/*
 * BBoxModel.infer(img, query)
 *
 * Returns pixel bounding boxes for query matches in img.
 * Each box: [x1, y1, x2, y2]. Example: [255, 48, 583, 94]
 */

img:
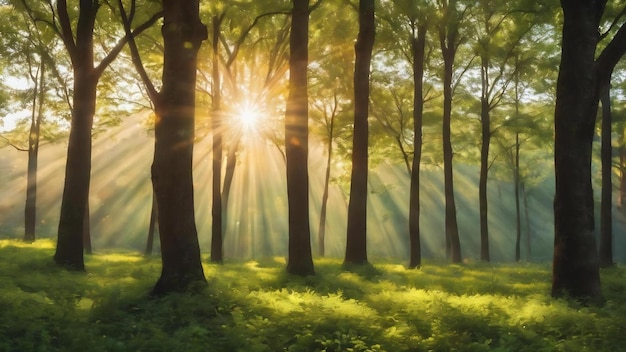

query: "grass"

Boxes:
[1, 239, 625, 351]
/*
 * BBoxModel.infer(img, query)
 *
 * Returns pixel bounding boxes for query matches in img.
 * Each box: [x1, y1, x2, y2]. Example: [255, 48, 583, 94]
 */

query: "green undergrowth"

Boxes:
[1, 239, 625, 352]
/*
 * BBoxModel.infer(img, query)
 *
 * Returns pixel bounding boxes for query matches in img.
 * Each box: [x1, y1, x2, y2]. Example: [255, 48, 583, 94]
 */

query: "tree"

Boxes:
[118, 0, 207, 293]
[345, 0, 375, 266]
[285, 0, 314, 276]
[408, 20, 427, 269]
[552, 0, 626, 301]
[437, 0, 463, 263]
[377, 0, 431, 268]
[14, 0, 162, 270]
[210, 14, 225, 263]
[201, 2, 291, 262]
[472, 0, 539, 262]
[599, 82, 614, 268]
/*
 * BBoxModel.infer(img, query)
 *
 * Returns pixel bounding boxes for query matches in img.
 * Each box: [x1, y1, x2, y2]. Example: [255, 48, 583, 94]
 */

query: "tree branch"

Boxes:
[0, 135, 29, 152]
[55, 0, 77, 62]
[596, 20, 626, 85]
[116, 0, 160, 104]
[94, 9, 164, 79]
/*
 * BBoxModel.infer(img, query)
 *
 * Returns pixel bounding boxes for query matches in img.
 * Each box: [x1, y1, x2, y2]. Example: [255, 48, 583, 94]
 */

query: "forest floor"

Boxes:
[1, 239, 625, 352]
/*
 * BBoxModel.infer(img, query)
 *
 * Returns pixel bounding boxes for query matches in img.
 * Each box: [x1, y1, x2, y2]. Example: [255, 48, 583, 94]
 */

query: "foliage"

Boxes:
[1, 239, 626, 351]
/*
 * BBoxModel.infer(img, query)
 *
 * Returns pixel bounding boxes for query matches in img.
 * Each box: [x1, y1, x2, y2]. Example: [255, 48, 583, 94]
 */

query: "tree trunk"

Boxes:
[479, 54, 491, 262]
[285, 0, 314, 276]
[318, 110, 335, 257]
[54, 71, 97, 271]
[152, 0, 207, 294]
[619, 146, 626, 214]
[552, 1, 602, 301]
[145, 189, 157, 256]
[514, 133, 521, 262]
[221, 139, 239, 237]
[345, 0, 375, 266]
[440, 23, 462, 263]
[54, 0, 100, 271]
[24, 61, 44, 243]
[599, 83, 614, 268]
[408, 25, 426, 269]
[211, 15, 224, 264]
[83, 200, 92, 254]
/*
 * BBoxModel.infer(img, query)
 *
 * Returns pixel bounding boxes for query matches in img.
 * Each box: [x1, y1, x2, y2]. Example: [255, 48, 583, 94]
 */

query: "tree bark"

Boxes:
[318, 108, 335, 257]
[408, 25, 426, 269]
[285, 0, 314, 276]
[345, 0, 375, 266]
[54, 0, 161, 270]
[439, 7, 462, 263]
[221, 139, 239, 237]
[514, 133, 521, 262]
[83, 200, 92, 254]
[24, 60, 44, 243]
[211, 15, 224, 264]
[152, 0, 207, 294]
[599, 83, 614, 268]
[552, 1, 602, 301]
[145, 189, 157, 256]
[479, 54, 491, 262]
[620, 147, 626, 214]
[55, 72, 97, 271]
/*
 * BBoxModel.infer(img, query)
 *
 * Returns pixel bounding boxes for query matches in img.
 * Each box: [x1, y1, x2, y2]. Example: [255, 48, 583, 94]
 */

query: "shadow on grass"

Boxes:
[3, 239, 626, 351]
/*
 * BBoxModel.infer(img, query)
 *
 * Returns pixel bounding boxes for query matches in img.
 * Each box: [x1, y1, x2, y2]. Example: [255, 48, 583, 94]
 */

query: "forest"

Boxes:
[0, 0, 626, 350]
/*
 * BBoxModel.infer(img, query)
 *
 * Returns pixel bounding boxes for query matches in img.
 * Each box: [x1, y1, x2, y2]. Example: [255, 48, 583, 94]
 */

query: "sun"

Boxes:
[234, 100, 261, 132]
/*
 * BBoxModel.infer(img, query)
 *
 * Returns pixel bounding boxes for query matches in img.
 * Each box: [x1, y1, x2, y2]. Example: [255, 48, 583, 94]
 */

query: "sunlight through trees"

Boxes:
[0, 0, 626, 306]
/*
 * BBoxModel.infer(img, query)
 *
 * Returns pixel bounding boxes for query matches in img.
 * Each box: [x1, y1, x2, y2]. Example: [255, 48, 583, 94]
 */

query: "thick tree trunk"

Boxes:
[54, 0, 100, 271]
[152, 0, 207, 294]
[285, 0, 314, 276]
[408, 25, 426, 269]
[599, 84, 614, 268]
[54, 72, 97, 271]
[440, 32, 462, 264]
[211, 15, 224, 264]
[552, 2, 602, 301]
[345, 0, 375, 266]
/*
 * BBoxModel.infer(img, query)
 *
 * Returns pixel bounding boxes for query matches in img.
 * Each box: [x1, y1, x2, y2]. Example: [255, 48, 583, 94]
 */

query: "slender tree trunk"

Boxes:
[152, 0, 207, 294]
[479, 54, 491, 262]
[222, 139, 239, 236]
[552, 1, 601, 301]
[285, 0, 314, 276]
[514, 133, 521, 262]
[439, 27, 462, 264]
[408, 25, 426, 269]
[522, 182, 532, 261]
[620, 147, 626, 214]
[145, 189, 157, 256]
[24, 61, 44, 243]
[318, 111, 335, 257]
[83, 200, 92, 254]
[211, 15, 224, 264]
[599, 83, 614, 268]
[345, 0, 375, 266]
